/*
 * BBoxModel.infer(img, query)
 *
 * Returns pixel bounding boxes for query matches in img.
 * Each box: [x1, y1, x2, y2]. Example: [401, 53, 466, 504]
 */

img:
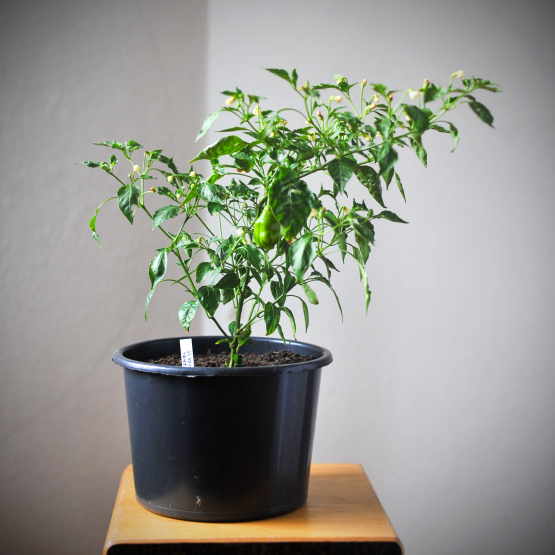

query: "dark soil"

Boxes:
[149, 350, 315, 368]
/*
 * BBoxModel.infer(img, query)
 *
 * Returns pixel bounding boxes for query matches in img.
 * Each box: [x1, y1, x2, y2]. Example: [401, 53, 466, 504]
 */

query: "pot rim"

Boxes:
[113, 335, 333, 377]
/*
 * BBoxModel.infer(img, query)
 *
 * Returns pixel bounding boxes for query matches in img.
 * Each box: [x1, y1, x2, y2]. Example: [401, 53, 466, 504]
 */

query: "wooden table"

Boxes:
[103, 464, 403, 554]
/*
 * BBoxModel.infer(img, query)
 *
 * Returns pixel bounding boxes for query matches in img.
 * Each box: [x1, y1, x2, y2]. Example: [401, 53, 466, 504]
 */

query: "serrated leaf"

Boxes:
[290, 234, 317, 280]
[152, 205, 180, 229]
[117, 184, 141, 224]
[328, 158, 356, 193]
[190, 135, 249, 162]
[178, 300, 200, 331]
[469, 101, 494, 127]
[196, 110, 221, 142]
[198, 285, 220, 317]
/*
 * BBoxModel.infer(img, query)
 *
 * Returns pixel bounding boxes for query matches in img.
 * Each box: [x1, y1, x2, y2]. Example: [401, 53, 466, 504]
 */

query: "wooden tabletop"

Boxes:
[104, 464, 403, 554]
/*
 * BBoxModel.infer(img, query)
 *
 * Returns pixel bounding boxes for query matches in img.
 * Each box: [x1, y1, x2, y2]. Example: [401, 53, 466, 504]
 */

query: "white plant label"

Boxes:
[180, 338, 195, 367]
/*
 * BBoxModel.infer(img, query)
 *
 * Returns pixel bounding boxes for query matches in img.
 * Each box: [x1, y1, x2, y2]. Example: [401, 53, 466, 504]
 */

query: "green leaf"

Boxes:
[198, 182, 224, 204]
[404, 105, 430, 133]
[301, 280, 319, 305]
[195, 110, 221, 142]
[411, 139, 427, 167]
[394, 172, 406, 202]
[268, 169, 314, 242]
[449, 123, 460, 152]
[178, 300, 200, 331]
[356, 166, 386, 208]
[290, 234, 317, 280]
[214, 272, 240, 290]
[469, 101, 494, 127]
[152, 205, 180, 229]
[195, 261, 214, 283]
[353, 220, 375, 244]
[145, 250, 168, 318]
[423, 85, 447, 103]
[88, 196, 116, 249]
[190, 135, 249, 162]
[355, 259, 371, 313]
[126, 140, 143, 152]
[328, 158, 357, 193]
[375, 210, 408, 223]
[198, 285, 220, 317]
[266, 68, 291, 83]
[117, 184, 140, 224]
[281, 307, 297, 339]
[238, 244, 263, 271]
[93, 140, 126, 151]
[264, 302, 280, 335]
[79, 160, 109, 171]
[377, 145, 398, 178]
[299, 297, 309, 332]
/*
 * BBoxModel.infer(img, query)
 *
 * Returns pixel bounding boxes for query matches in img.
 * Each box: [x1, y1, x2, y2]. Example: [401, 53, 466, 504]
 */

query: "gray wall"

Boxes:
[1, 1, 554, 554]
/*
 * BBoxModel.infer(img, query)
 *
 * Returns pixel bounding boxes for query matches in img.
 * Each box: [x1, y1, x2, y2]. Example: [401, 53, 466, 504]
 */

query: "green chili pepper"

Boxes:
[253, 206, 280, 250]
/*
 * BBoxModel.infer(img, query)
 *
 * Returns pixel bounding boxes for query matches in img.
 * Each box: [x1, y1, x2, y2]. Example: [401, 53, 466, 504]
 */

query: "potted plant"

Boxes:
[81, 69, 499, 521]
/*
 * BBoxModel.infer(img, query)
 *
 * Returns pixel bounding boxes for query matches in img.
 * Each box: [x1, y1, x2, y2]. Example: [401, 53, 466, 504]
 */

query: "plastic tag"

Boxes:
[180, 338, 195, 367]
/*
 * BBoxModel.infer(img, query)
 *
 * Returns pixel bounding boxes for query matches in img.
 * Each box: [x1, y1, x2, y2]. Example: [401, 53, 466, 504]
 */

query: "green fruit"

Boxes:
[253, 206, 280, 250]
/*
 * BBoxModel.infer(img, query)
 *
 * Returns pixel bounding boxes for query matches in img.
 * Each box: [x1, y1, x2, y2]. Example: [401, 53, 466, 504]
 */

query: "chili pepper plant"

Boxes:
[81, 69, 500, 367]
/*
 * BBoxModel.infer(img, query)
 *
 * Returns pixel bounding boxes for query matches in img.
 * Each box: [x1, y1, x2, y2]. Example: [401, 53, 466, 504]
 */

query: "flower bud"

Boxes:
[176, 192, 182, 199]
[310, 208, 318, 219]
[269, 131, 276, 138]
[133, 165, 141, 173]
[145, 151, 151, 157]
[189, 171, 196, 178]
[317, 110, 323, 120]
[408, 89, 419, 100]
[388, 93, 393, 101]
[308, 133, 316, 141]
[167, 175, 174, 183]
[361, 78, 367, 87]
[342, 206, 350, 215]
[238, 170, 247, 174]
[225, 96, 236, 106]
[336, 77, 346, 85]
[150, 187, 156, 193]
[253, 105, 261, 116]
[423, 78, 430, 86]
[332, 95, 343, 103]
[452, 70, 465, 79]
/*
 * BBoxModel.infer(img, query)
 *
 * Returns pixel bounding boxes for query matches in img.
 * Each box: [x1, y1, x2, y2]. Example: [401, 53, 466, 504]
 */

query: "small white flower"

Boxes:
[452, 70, 465, 79]
[133, 165, 141, 173]
[253, 105, 261, 116]
[225, 97, 236, 106]
[189, 171, 196, 178]
[167, 175, 174, 183]
[332, 95, 343, 103]
[408, 89, 420, 100]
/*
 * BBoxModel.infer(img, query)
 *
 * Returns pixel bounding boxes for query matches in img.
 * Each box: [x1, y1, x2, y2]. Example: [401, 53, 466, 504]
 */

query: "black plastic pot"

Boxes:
[112, 336, 332, 522]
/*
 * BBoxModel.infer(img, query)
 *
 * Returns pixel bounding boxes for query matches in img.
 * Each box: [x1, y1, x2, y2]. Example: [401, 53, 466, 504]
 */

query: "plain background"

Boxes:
[1, 0, 554, 553]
